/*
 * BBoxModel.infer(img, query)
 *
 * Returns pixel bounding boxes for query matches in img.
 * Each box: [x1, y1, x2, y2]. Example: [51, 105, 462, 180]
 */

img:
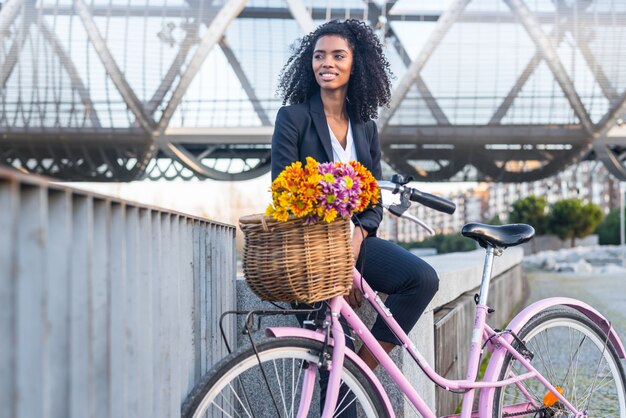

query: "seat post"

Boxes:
[478, 246, 499, 306]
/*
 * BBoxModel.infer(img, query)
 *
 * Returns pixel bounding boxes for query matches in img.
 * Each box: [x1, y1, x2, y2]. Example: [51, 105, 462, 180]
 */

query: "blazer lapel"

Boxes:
[350, 117, 369, 167]
[309, 94, 333, 162]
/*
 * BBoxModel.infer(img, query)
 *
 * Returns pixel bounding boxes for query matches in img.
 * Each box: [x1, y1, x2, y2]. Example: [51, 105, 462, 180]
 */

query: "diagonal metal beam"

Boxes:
[73, 0, 155, 132]
[366, 0, 395, 20]
[395, 41, 449, 126]
[488, 51, 544, 126]
[0, 0, 31, 89]
[145, 25, 198, 115]
[285, 0, 314, 32]
[490, 2, 594, 125]
[488, 26, 567, 125]
[156, 0, 247, 133]
[0, 30, 28, 89]
[377, 0, 470, 132]
[0, 0, 24, 39]
[158, 0, 271, 179]
[387, 29, 451, 125]
[575, 35, 619, 104]
[38, 18, 101, 128]
[186, 0, 270, 125]
[593, 136, 626, 180]
[413, 75, 451, 125]
[504, 0, 594, 135]
[219, 37, 271, 126]
[366, 0, 451, 125]
[594, 90, 626, 139]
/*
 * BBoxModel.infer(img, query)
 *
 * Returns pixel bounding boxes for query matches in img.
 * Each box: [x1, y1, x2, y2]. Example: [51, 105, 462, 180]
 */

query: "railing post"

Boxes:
[0, 168, 237, 417]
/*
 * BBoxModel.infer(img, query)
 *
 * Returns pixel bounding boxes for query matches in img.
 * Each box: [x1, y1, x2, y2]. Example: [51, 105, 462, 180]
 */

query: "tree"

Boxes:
[508, 196, 549, 234]
[595, 208, 626, 245]
[549, 198, 603, 247]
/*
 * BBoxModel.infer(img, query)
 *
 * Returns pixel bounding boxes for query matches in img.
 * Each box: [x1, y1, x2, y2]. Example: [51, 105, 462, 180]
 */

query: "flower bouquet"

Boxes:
[240, 157, 380, 303]
[265, 156, 380, 223]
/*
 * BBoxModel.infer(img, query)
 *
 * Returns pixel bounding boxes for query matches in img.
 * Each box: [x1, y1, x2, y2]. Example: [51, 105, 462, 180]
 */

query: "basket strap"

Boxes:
[261, 216, 268, 232]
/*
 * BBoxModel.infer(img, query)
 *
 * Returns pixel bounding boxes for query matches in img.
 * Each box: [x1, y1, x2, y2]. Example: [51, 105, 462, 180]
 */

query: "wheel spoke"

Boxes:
[495, 308, 626, 418]
[334, 382, 357, 417]
[234, 379, 255, 417]
[583, 337, 611, 412]
[214, 388, 243, 418]
[183, 339, 385, 418]
[271, 358, 289, 417]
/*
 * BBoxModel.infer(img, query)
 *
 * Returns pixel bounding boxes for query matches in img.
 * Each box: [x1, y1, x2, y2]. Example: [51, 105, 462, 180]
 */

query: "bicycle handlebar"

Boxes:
[378, 180, 457, 215]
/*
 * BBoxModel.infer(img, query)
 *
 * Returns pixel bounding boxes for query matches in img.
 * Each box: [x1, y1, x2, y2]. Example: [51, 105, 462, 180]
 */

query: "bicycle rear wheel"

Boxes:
[182, 337, 388, 418]
[494, 306, 626, 417]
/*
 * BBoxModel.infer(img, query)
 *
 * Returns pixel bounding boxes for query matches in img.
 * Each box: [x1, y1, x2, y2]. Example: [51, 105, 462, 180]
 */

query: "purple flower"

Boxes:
[311, 161, 370, 222]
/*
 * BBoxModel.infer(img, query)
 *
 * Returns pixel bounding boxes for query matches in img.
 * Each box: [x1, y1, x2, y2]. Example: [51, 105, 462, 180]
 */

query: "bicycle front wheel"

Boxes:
[494, 306, 626, 417]
[182, 337, 388, 418]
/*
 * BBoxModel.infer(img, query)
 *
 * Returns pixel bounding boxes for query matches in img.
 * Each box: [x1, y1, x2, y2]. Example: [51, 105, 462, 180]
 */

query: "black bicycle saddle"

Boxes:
[461, 223, 535, 249]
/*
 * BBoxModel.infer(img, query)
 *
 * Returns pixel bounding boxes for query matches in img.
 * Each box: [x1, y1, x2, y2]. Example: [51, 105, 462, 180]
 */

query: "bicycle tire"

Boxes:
[182, 337, 389, 418]
[493, 306, 626, 417]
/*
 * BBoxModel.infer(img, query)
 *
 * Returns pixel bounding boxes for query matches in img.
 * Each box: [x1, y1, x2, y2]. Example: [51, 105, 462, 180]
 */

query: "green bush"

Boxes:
[549, 198, 603, 246]
[596, 208, 625, 245]
[486, 215, 503, 225]
[401, 233, 476, 254]
[508, 195, 549, 234]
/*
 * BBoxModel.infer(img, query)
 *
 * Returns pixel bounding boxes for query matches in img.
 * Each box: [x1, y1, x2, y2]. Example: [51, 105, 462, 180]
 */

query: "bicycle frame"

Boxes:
[265, 247, 626, 418]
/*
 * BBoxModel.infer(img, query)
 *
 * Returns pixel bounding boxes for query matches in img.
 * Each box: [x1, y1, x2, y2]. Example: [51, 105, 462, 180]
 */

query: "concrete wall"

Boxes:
[0, 168, 237, 418]
[434, 263, 524, 415]
[237, 247, 524, 416]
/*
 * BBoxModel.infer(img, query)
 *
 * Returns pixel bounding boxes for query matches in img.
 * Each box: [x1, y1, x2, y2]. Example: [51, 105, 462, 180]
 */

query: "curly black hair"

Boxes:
[277, 19, 393, 122]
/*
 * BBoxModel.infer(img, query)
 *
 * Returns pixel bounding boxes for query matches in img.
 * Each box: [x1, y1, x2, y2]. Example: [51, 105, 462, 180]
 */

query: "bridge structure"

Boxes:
[1, 0, 625, 182]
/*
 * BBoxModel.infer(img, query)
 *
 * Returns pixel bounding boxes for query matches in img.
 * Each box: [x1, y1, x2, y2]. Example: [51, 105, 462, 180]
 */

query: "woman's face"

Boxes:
[312, 35, 353, 93]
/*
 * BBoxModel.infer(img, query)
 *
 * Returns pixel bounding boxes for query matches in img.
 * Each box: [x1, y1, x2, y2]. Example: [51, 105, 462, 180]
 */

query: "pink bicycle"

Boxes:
[183, 178, 626, 417]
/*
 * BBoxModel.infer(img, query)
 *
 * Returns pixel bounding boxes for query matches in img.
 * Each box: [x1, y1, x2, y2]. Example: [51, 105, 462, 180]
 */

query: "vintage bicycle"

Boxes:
[182, 176, 626, 417]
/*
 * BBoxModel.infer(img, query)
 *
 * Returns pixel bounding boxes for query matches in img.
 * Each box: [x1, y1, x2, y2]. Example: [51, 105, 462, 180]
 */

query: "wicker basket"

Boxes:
[239, 214, 354, 303]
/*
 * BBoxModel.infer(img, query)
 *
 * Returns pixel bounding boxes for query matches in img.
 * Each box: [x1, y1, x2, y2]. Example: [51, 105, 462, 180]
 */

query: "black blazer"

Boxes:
[271, 93, 384, 236]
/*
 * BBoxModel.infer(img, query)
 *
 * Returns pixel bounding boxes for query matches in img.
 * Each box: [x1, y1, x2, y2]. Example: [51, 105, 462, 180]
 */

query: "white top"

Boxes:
[328, 121, 358, 234]
[328, 120, 357, 163]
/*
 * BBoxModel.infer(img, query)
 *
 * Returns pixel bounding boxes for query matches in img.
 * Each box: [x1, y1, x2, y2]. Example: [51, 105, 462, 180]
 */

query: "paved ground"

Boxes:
[525, 271, 626, 342]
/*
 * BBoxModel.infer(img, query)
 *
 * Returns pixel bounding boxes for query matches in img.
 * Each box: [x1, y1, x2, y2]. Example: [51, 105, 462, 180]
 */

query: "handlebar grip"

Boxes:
[409, 189, 456, 214]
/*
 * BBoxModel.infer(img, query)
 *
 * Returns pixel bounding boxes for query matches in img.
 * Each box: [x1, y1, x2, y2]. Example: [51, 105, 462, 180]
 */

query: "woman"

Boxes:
[271, 19, 439, 371]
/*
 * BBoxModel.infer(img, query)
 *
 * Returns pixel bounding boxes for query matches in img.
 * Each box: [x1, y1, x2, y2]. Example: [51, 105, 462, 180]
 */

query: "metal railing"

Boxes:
[0, 167, 236, 418]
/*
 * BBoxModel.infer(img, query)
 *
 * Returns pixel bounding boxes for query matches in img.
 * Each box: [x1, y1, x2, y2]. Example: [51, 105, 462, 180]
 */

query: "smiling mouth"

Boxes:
[320, 73, 339, 81]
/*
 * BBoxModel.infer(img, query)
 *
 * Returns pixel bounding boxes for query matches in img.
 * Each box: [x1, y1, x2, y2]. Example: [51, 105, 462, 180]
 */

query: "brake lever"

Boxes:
[382, 204, 436, 236]
[390, 174, 414, 186]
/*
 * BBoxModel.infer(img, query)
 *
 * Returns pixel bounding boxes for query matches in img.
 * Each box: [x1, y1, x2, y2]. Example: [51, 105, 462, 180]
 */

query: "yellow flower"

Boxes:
[291, 198, 312, 217]
[322, 209, 337, 223]
[304, 156, 319, 176]
[278, 194, 291, 209]
[274, 206, 289, 222]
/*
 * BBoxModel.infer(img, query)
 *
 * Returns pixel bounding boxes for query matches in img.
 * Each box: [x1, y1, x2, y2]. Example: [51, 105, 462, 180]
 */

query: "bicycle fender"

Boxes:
[478, 297, 626, 418]
[265, 326, 396, 418]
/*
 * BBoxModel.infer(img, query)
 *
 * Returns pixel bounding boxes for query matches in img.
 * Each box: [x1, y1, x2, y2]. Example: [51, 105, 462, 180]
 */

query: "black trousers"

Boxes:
[296, 236, 440, 416]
